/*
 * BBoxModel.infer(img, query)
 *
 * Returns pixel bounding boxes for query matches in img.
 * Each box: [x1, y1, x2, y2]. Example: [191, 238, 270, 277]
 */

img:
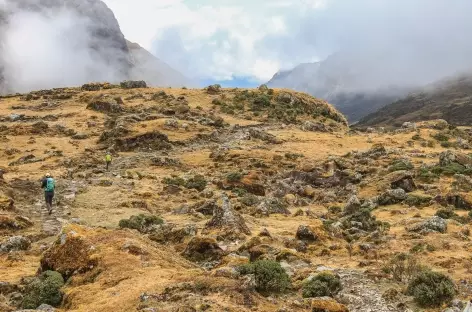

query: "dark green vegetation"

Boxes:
[407, 271, 456, 307]
[22, 271, 65, 309]
[238, 260, 291, 294]
[302, 272, 342, 298]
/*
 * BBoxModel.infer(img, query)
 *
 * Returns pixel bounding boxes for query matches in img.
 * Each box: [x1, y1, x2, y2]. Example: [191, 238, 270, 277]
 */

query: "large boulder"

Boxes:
[388, 171, 416, 192]
[407, 216, 447, 234]
[439, 150, 472, 167]
[295, 225, 318, 243]
[378, 189, 407, 206]
[204, 194, 251, 239]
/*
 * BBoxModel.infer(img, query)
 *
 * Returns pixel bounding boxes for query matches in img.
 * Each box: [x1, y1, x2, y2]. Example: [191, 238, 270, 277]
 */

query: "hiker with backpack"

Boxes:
[105, 151, 112, 171]
[41, 173, 56, 214]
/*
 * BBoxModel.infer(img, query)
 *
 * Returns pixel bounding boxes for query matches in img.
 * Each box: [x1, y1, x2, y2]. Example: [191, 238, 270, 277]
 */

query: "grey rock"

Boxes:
[344, 195, 361, 215]
[295, 225, 317, 243]
[407, 216, 447, 233]
[0, 236, 31, 252]
[378, 188, 406, 206]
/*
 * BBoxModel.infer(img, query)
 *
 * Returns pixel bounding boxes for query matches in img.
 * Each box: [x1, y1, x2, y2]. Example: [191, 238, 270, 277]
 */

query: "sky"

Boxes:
[102, 0, 472, 88]
[102, 0, 327, 86]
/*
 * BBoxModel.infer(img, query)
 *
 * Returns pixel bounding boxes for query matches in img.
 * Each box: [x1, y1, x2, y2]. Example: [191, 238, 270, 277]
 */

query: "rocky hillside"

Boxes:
[357, 75, 472, 128]
[127, 40, 193, 88]
[1, 83, 472, 312]
[266, 54, 410, 123]
[0, 0, 188, 94]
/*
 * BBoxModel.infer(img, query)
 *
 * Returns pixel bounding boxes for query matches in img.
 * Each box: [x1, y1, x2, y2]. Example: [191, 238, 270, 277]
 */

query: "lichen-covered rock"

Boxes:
[344, 195, 361, 215]
[86, 95, 123, 113]
[378, 189, 406, 206]
[439, 150, 472, 167]
[407, 216, 447, 234]
[253, 197, 290, 216]
[204, 194, 251, 238]
[0, 194, 14, 210]
[120, 80, 147, 89]
[148, 224, 197, 244]
[295, 225, 318, 243]
[387, 171, 416, 192]
[452, 174, 472, 192]
[181, 237, 224, 263]
[0, 236, 31, 252]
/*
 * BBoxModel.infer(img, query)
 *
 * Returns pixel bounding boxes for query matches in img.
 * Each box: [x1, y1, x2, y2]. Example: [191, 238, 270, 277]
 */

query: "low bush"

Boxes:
[382, 253, 423, 282]
[302, 272, 342, 298]
[22, 271, 64, 309]
[185, 174, 207, 191]
[238, 260, 291, 294]
[435, 208, 456, 219]
[407, 270, 456, 307]
[227, 172, 243, 183]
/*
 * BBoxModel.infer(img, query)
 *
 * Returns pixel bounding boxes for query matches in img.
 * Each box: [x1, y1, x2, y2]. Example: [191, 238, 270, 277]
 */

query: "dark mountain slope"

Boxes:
[357, 75, 472, 128]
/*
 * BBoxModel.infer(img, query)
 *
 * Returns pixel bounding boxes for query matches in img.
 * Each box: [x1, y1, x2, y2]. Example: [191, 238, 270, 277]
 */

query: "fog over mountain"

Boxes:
[0, 0, 190, 94]
[264, 0, 472, 121]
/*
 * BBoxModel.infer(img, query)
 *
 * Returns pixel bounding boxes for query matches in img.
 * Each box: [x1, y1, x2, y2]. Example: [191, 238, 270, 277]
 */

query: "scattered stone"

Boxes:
[302, 121, 329, 132]
[204, 194, 251, 238]
[149, 224, 197, 244]
[439, 150, 472, 167]
[387, 171, 416, 192]
[407, 216, 447, 234]
[0, 236, 31, 253]
[253, 197, 290, 216]
[181, 237, 224, 263]
[452, 174, 472, 192]
[120, 80, 147, 89]
[378, 189, 406, 206]
[344, 195, 361, 215]
[295, 225, 318, 243]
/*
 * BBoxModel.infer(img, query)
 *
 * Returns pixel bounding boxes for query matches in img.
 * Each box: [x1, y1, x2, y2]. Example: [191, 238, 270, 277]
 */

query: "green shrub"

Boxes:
[118, 214, 163, 232]
[251, 95, 271, 111]
[162, 176, 186, 186]
[389, 159, 414, 172]
[22, 271, 65, 309]
[469, 211, 472, 218]
[382, 253, 423, 282]
[240, 194, 260, 207]
[238, 260, 290, 294]
[417, 168, 439, 183]
[410, 243, 436, 254]
[227, 172, 243, 183]
[328, 205, 342, 214]
[412, 134, 422, 141]
[185, 174, 207, 191]
[405, 194, 432, 207]
[285, 153, 304, 161]
[432, 163, 466, 176]
[441, 141, 455, 148]
[432, 132, 450, 142]
[407, 270, 456, 307]
[435, 208, 456, 219]
[302, 272, 342, 298]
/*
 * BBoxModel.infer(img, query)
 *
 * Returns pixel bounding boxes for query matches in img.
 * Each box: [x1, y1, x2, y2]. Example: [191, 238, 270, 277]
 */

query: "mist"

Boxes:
[0, 0, 130, 94]
[260, 0, 472, 90]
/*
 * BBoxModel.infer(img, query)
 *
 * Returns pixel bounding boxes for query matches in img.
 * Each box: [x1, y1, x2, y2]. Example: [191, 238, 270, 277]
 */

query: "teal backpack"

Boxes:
[45, 178, 55, 192]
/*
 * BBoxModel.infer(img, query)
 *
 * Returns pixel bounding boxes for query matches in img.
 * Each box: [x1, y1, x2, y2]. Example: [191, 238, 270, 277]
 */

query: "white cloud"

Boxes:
[103, 0, 322, 82]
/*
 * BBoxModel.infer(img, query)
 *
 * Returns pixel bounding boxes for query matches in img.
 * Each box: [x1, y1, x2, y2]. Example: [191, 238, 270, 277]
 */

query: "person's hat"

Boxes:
[45, 173, 51, 177]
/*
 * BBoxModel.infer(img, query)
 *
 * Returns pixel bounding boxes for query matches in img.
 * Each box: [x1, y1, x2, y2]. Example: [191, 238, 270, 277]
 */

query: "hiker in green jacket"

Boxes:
[41, 173, 55, 214]
[105, 152, 112, 171]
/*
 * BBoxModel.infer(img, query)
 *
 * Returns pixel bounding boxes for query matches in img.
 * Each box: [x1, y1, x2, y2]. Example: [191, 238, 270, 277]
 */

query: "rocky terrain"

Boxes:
[1, 83, 472, 312]
[357, 75, 472, 129]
